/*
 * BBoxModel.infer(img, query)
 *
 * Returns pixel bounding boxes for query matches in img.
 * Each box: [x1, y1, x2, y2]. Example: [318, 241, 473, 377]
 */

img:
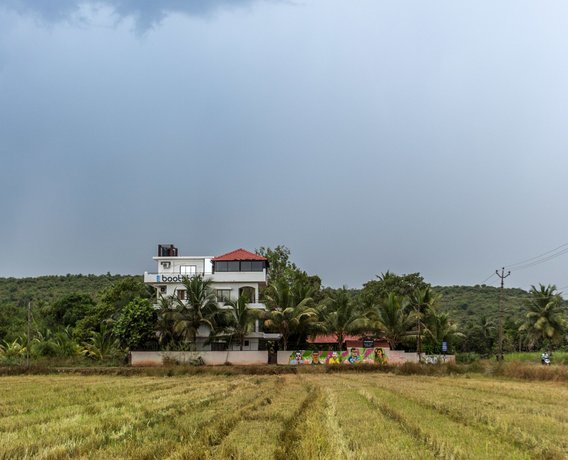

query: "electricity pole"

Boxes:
[496, 267, 510, 361]
[26, 301, 31, 369]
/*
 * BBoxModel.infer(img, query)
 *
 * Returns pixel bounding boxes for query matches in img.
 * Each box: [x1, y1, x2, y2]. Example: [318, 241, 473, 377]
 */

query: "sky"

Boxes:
[1, 0, 568, 290]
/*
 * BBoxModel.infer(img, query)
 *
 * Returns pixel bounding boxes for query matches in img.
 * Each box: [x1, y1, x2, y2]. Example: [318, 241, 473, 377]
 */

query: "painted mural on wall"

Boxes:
[288, 348, 388, 365]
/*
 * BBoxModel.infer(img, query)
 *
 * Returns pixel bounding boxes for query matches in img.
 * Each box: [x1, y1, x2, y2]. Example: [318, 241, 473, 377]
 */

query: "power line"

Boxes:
[480, 272, 497, 284]
[504, 244, 568, 272]
[505, 242, 568, 268]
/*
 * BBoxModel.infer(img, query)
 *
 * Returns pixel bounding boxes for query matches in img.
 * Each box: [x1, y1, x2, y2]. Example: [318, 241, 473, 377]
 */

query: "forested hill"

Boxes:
[0, 274, 139, 308]
[434, 285, 530, 327]
[0, 274, 534, 331]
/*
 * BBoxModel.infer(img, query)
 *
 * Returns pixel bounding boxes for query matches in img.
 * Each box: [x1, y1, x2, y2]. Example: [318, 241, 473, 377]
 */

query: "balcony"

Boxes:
[144, 271, 266, 284]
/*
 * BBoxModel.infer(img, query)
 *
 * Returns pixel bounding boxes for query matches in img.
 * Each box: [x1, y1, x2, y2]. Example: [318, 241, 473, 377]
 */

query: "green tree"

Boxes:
[424, 311, 463, 353]
[154, 294, 181, 348]
[263, 277, 318, 350]
[466, 315, 496, 356]
[519, 284, 566, 349]
[47, 293, 96, 328]
[74, 278, 151, 343]
[82, 323, 121, 361]
[371, 293, 415, 350]
[319, 288, 367, 349]
[360, 272, 429, 310]
[113, 298, 157, 350]
[174, 275, 220, 351]
[409, 287, 440, 359]
[256, 245, 323, 303]
[224, 295, 261, 351]
[256, 245, 297, 282]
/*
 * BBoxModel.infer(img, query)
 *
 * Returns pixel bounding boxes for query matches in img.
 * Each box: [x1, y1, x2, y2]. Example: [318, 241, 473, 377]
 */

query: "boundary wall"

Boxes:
[130, 351, 268, 366]
[277, 349, 455, 365]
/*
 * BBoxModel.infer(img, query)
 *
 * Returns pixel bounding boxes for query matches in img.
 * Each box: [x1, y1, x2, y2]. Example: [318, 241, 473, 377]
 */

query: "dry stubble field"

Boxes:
[0, 372, 567, 459]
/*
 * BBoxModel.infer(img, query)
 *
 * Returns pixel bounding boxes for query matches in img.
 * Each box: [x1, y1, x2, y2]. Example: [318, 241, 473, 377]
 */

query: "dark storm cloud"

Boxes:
[3, 0, 264, 28]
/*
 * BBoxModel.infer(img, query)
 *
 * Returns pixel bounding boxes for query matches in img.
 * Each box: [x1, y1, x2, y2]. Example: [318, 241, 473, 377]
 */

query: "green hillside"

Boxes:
[434, 285, 530, 326]
[0, 274, 139, 340]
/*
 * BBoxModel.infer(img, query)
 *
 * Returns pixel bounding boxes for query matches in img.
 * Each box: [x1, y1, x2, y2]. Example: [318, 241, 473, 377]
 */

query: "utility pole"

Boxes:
[26, 300, 31, 369]
[496, 267, 510, 361]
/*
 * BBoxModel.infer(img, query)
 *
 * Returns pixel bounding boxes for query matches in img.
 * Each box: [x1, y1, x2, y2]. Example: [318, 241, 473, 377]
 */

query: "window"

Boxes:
[177, 289, 186, 301]
[214, 260, 264, 272]
[215, 261, 228, 272]
[241, 261, 252, 271]
[180, 265, 197, 275]
[244, 340, 250, 347]
[251, 261, 264, 271]
[216, 289, 232, 302]
[227, 261, 240, 271]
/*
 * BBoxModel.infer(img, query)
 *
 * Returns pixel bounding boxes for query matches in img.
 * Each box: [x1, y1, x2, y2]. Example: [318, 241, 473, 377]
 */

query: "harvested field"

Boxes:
[0, 373, 566, 459]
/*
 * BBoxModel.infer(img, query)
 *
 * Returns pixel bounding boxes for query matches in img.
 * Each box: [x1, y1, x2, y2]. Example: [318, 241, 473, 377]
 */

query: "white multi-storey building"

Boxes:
[144, 244, 279, 351]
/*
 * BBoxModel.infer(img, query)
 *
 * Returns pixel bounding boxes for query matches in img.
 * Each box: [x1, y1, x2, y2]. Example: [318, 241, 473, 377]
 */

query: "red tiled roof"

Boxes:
[308, 335, 389, 346]
[307, 335, 361, 344]
[211, 248, 267, 261]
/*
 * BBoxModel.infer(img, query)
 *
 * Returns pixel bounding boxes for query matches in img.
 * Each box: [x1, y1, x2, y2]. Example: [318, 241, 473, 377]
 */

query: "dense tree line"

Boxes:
[1, 248, 567, 364]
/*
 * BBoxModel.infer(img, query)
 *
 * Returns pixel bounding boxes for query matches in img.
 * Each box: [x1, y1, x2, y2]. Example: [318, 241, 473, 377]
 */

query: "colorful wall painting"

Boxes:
[288, 348, 388, 365]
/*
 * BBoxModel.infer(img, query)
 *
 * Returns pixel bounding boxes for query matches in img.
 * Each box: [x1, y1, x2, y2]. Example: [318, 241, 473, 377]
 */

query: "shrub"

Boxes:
[456, 352, 480, 363]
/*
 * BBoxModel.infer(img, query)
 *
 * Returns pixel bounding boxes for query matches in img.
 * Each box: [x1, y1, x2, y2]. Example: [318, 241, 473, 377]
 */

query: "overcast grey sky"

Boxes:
[1, 0, 568, 290]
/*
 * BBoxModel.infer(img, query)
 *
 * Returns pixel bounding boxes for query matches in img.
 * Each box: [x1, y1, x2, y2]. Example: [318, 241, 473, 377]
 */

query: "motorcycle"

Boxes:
[541, 353, 551, 366]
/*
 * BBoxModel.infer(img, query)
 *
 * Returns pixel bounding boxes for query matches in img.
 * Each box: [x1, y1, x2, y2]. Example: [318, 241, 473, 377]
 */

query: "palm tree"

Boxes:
[82, 323, 120, 361]
[319, 288, 367, 349]
[519, 284, 566, 349]
[155, 294, 180, 348]
[409, 287, 439, 360]
[263, 277, 318, 350]
[224, 294, 261, 351]
[424, 311, 463, 351]
[371, 292, 415, 350]
[174, 275, 221, 351]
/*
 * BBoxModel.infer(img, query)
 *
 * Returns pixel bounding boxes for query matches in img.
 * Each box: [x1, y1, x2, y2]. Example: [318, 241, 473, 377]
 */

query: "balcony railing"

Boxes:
[144, 271, 266, 284]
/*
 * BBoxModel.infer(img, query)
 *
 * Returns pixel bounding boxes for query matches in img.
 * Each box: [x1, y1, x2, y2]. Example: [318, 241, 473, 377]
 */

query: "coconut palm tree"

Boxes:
[319, 288, 367, 349]
[224, 294, 261, 351]
[424, 311, 463, 352]
[263, 277, 318, 350]
[174, 275, 221, 351]
[371, 292, 415, 350]
[82, 323, 120, 361]
[409, 287, 439, 360]
[519, 284, 566, 349]
[155, 294, 180, 348]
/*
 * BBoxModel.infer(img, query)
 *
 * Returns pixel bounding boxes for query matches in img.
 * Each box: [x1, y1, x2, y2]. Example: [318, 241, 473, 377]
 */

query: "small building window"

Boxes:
[244, 340, 250, 347]
[177, 289, 186, 300]
[216, 289, 232, 302]
[180, 265, 197, 275]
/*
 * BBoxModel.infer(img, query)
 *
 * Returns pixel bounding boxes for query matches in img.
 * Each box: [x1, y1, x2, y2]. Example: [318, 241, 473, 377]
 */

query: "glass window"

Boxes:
[240, 261, 252, 271]
[227, 261, 240, 272]
[216, 289, 232, 302]
[180, 265, 197, 275]
[215, 261, 228, 272]
[251, 261, 264, 271]
[176, 289, 186, 300]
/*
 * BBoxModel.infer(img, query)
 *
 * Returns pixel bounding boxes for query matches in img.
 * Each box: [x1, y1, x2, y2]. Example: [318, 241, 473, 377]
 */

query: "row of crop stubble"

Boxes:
[0, 373, 566, 459]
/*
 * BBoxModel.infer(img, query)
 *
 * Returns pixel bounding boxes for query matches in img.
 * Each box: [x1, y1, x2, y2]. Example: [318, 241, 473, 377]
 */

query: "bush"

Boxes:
[456, 352, 480, 363]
